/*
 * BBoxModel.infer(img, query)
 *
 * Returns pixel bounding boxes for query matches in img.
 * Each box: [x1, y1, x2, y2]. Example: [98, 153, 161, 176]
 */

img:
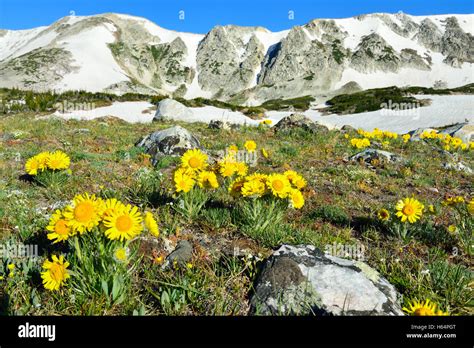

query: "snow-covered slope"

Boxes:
[48, 95, 474, 134]
[0, 12, 472, 102]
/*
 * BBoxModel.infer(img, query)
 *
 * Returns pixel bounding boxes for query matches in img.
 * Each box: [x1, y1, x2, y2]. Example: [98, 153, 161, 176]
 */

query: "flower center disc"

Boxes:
[50, 263, 64, 282]
[55, 220, 69, 235]
[272, 180, 284, 191]
[403, 205, 415, 216]
[188, 157, 200, 168]
[74, 202, 94, 222]
[414, 308, 432, 316]
[116, 215, 132, 232]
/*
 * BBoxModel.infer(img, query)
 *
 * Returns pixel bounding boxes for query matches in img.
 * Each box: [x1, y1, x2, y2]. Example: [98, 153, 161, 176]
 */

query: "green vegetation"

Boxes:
[0, 99, 472, 315]
[260, 95, 315, 111]
[324, 86, 419, 114]
[323, 83, 474, 115]
[331, 39, 346, 64]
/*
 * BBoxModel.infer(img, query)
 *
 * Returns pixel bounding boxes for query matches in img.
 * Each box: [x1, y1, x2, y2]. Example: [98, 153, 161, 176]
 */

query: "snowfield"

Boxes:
[52, 95, 473, 134]
[55, 24, 130, 92]
[52, 102, 156, 123]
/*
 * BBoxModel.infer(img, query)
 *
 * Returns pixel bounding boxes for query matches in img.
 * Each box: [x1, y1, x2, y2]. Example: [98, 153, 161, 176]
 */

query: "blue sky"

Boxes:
[0, 0, 472, 32]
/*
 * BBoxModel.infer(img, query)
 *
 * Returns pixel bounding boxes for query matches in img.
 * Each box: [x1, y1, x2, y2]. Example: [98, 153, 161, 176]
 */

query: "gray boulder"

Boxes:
[154, 98, 193, 121]
[274, 113, 328, 134]
[250, 245, 404, 316]
[349, 149, 402, 163]
[341, 125, 357, 133]
[165, 240, 193, 268]
[136, 126, 201, 165]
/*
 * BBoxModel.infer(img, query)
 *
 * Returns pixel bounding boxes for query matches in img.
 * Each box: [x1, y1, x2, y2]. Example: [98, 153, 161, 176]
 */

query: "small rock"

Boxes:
[349, 149, 402, 164]
[250, 245, 404, 316]
[0, 133, 14, 141]
[72, 128, 91, 134]
[153, 98, 193, 121]
[136, 126, 201, 165]
[341, 125, 357, 133]
[208, 120, 231, 130]
[442, 161, 473, 174]
[165, 240, 193, 267]
[274, 113, 328, 134]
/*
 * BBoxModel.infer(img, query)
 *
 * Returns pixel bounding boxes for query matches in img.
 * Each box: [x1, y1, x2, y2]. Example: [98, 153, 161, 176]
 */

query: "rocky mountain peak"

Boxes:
[0, 12, 472, 103]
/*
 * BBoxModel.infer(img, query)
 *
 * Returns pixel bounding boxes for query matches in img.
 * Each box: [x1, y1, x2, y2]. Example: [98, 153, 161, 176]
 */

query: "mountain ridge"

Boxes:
[0, 12, 472, 104]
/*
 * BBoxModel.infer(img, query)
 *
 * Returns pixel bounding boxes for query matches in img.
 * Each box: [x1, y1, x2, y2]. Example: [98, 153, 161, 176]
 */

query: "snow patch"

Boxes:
[51, 95, 474, 136]
[55, 24, 130, 92]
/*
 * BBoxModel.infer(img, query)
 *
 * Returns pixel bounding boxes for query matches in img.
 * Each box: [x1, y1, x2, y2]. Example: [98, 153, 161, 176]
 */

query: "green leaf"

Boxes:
[101, 280, 109, 296]
[112, 275, 122, 301]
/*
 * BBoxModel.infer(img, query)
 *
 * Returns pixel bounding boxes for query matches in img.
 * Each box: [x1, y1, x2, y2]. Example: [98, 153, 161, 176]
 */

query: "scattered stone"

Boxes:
[165, 240, 193, 267]
[274, 113, 328, 134]
[349, 148, 402, 164]
[133, 236, 163, 258]
[136, 126, 201, 165]
[427, 187, 439, 194]
[208, 119, 231, 130]
[0, 130, 28, 140]
[442, 161, 473, 174]
[153, 98, 193, 121]
[72, 128, 91, 134]
[250, 245, 404, 316]
[0, 133, 14, 141]
[341, 125, 357, 133]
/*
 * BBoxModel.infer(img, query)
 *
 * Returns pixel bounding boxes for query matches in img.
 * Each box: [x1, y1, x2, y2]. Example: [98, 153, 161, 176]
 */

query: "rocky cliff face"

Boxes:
[441, 17, 474, 67]
[0, 12, 472, 103]
[196, 26, 265, 98]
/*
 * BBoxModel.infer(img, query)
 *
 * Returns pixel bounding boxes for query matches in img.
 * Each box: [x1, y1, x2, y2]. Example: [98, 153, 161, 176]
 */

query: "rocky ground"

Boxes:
[0, 110, 472, 315]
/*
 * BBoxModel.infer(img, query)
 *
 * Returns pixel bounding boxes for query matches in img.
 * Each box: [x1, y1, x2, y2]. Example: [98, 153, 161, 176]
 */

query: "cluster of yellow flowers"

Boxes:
[46, 193, 159, 244]
[378, 197, 425, 224]
[348, 128, 410, 149]
[173, 142, 306, 209]
[174, 149, 222, 193]
[25, 150, 70, 175]
[259, 119, 273, 126]
[0, 263, 16, 280]
[442, 195, 474, 217]
[350, 137, 371, 149]
[42, 193, 159, 291]
[229, 170, 306, 209]
[358, 128, 399, 140]
[173, 142, 261, 193]
[420, 130, 473, 152]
